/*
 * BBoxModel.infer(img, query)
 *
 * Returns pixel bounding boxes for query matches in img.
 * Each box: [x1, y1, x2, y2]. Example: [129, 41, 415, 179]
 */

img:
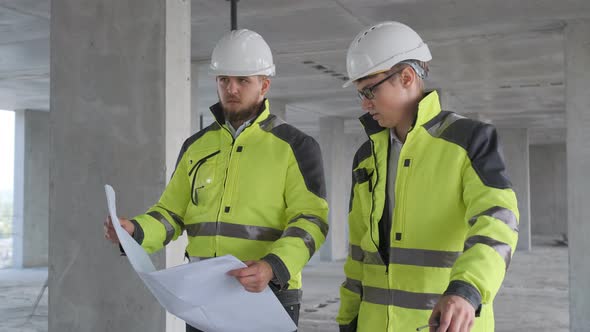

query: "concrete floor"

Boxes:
[0, 267, 47, 332]
[0, 236, 568, 332]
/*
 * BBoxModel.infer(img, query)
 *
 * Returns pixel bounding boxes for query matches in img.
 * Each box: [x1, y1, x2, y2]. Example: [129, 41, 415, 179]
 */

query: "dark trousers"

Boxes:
[186, 303, 300, 332]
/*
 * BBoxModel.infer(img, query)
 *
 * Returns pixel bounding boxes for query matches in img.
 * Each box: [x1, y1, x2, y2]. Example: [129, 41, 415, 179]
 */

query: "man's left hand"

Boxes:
[228, 260, 274, 293]
[429, 295, 475, 332]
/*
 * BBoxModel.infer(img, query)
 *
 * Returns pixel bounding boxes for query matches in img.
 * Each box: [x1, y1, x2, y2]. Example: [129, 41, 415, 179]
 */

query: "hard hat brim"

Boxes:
[209, 64, 276, 77]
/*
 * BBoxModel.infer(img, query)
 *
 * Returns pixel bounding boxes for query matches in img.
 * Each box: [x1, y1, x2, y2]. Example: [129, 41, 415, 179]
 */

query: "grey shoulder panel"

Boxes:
[271, 123, 327, 199]
[425, 113, 512, 189]
[259, 114, 286, 132]
[424, 111, 464, 138]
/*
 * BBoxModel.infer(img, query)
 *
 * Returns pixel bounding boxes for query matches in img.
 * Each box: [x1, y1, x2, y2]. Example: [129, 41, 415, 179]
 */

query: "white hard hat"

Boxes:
[343, 21, 431, 88]
[210, 29, 275, 77]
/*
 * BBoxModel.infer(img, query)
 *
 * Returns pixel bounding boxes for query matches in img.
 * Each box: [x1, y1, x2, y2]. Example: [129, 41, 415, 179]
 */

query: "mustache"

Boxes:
[219, 92, 241, 102]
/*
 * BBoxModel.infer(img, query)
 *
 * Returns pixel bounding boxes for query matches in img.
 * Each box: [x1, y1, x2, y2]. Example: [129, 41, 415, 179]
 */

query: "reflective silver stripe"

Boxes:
[390, 247, 461, 268]
[350, 245, 458, 268]
[427, 113, 465, 138]
[342, 278, 362, 295]
[348, 244, 383, 265]
[349, 244, 364, 262]
[464, 235, 512, 269]
[282, 227, 316, 257]
[163, 208, 185, 231]
[469, 206, 519, 232]
[185, 222, 283, 241]
[363, 286, 440, 309]
[289, 214, 329, 237]
[147, 211, 174, 245]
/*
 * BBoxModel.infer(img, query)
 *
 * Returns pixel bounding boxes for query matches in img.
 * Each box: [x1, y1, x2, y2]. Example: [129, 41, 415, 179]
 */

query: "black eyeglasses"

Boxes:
[357, 68, 404, 101]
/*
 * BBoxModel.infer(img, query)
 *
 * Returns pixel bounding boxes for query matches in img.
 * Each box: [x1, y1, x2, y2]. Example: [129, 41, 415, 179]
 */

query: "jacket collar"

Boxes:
[359, 90, 442, 137]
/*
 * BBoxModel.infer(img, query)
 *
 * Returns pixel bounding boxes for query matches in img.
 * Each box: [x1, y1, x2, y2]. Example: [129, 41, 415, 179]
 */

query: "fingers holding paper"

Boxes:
[103, 215, 135, 244]
[228, 260, 275, 293]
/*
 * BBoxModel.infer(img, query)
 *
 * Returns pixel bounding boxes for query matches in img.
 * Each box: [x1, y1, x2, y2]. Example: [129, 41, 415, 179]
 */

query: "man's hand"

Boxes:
[103, 216, 135, 244]
[227, 260, 274, 293]
[429, 295, 475, 332]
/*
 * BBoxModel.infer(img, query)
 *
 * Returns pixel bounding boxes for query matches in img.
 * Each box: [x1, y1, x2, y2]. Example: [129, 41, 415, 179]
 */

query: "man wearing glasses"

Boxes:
[337, 21, 519, 332]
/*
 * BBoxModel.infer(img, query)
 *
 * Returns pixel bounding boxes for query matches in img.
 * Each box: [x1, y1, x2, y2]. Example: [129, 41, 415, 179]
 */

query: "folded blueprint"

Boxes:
[105, 184, 297, 332]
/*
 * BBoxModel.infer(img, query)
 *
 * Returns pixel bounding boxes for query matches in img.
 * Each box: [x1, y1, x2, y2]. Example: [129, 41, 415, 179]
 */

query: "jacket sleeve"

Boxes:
[336, 154, 368, 331]
[129, 141, 191, 254]
[445, 123, 519, 311]
[262, 135, 329, 289]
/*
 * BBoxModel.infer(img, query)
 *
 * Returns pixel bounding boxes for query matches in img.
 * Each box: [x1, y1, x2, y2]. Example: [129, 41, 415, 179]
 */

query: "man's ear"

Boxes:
[400, 67, 415, 88]
[261, 77, 271, 96]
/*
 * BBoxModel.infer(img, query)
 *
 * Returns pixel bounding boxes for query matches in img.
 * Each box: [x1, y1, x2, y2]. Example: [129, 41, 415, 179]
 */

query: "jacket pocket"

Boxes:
[188, 149, 220, 206]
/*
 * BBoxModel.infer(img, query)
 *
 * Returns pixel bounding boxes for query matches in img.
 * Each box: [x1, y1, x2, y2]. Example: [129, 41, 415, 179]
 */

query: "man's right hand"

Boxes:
[104, 216, 135, 244]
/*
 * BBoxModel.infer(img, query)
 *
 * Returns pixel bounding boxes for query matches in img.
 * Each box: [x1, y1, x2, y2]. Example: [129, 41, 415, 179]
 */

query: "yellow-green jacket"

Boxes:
[131, 99, 329, 295]
[337, 91, 519, 331]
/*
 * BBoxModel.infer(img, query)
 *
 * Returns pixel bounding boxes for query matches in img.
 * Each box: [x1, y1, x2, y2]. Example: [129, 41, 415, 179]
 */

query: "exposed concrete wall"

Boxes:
[269, 99, 287, 120]
[14, 109, 50, 268]
[49, 1, 190, 331]
[190, 64, 200, 134]
[319, 117, 348, 261]
[22, 110, 49, 268]
[498, 128, 531, 251]
[565, 19, 590, 332]
[12, 110, 24, 269]
[164, 1, 191, 331]
[530, 144, 567, 236]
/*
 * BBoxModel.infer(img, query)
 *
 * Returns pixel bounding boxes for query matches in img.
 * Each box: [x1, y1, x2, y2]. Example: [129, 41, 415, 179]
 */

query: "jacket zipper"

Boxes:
[368, 139, 380, 254]
[214, 127, 236, 257]
[394, 130, 414, 245]
[385, 137, 392, 275]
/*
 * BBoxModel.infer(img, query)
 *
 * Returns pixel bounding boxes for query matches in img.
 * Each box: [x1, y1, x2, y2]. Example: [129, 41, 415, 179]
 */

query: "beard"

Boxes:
[220, 96, 263, 123]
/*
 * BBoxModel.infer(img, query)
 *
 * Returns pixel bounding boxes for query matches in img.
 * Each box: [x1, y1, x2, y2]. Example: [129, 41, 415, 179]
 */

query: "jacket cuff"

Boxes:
[118, 220, 144, 256]
[130, 219, 144, 244]
[444, 280, 482, 316]
[339, 317, 358, 332]
[262, 253, 290, 290]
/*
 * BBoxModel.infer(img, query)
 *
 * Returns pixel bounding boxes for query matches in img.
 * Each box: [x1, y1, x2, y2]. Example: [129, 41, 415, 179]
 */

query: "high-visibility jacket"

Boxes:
[131, 99, 329, 292]
[337, 91, 519, 331]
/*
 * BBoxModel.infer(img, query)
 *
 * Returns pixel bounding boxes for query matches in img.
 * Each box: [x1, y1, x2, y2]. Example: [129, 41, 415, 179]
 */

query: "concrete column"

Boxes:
[190, 63, 200, 133]
[12, 110, 24, 268]
[50, 1, 190, 331]
[164, 1, 191, 331]
[497, 128, 531, 251]
[13, 110, 50, 268]
[269, 99, 287, 120]
[319, 117, 348, 261]
[530, 144, 567, 236]
[566, 20, 590, 332]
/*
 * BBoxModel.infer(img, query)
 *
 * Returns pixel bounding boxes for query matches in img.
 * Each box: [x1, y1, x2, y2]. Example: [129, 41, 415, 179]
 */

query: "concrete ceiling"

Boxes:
[2, 0, 589, 143]
[0, 0, 49, 111]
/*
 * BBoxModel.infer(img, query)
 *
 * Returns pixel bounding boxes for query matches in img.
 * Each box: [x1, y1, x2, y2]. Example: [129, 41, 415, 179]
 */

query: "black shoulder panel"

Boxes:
[271, 124, 327, 199]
